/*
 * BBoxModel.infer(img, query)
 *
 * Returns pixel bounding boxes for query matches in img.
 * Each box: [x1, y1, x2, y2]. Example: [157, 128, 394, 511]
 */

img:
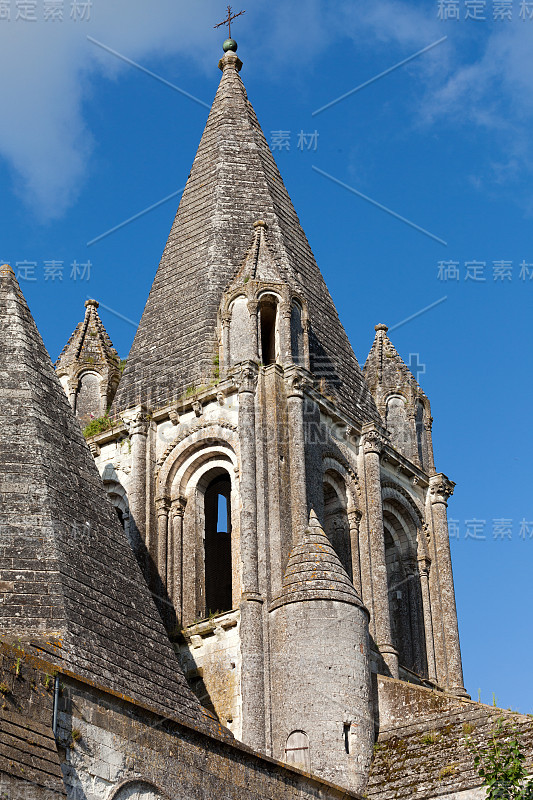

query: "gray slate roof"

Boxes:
[112, 49, 380, 424]
[0, 264, 229, 739]
[271, 511, 367, 610]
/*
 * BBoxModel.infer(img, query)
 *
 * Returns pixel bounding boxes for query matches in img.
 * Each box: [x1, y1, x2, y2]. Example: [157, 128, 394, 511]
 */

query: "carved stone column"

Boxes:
[418, 555, 437, 682]
[279, 302, 293, 367]
[429, 473, 468, 696]
[67, 379, 78, 411]
[222, 311, 231, 373]
[347, 508, 363, 598]
[247, 300, 259, 362]
[155, 495, 170, 587]
[170, 498, 185, 618]
[285, 366, 309, 543]
[425, 416, 436, 474]
[236, 362, 265, 751]
[302, 316, 311, 371]
[128, 409, 150, 560]
[361, 425, 399, 678]
[408, 408, 420, 467]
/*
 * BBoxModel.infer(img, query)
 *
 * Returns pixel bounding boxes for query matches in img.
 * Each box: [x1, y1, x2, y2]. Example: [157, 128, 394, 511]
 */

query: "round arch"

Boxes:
[108, 779, 169, 800]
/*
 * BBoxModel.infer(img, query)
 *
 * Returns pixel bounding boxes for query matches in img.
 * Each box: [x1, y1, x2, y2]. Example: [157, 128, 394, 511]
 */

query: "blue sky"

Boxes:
[0, 0, 531, 712]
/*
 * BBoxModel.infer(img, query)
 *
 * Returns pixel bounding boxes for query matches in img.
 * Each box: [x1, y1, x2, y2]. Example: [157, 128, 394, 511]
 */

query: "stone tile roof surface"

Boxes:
[0, 264, 230, 740]
[368, 704, 533, 800]
[363, 323, 427, 400]
[0, 643, 66, 798]
[54, 299, 119, 376]
[271, 511, 367, 610]
[112, 50, 380, 424]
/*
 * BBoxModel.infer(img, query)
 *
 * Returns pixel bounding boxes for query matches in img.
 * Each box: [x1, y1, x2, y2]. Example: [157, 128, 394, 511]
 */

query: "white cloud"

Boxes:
[1, 0, 533, 220]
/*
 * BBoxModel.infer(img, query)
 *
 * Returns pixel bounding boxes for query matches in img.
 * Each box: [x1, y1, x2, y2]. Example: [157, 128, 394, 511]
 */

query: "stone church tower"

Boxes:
[65, 39, 468, 794]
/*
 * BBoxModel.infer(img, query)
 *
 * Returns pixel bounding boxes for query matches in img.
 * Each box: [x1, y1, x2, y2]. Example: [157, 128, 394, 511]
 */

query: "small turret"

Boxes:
[269, 511, 373, 794]
[363, 324, 435, 472]
[55, 299, 121, 423]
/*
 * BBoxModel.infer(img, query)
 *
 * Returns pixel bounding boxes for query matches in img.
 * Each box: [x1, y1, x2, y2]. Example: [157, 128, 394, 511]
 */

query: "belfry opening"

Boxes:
[204, 473, 232, 616]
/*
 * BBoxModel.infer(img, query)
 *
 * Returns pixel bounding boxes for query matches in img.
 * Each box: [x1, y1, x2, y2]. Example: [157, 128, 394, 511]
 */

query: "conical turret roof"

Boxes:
[0, 264, 228, 738]
[363, 323, 428, 404]
[270, 510, 367, 611]
[55, 298, 120, 379]
[112, 47, 379, 424]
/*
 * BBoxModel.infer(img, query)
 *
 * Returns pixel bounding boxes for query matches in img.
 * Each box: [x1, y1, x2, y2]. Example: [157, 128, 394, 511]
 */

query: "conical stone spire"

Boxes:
[363, 323, 433, 469]
[364, 322, 427, 400]
[55, 298, 121, 421]
[271, 510, 367, 611]
[0, 264, 229, 738]
[112, 45, 379, 424]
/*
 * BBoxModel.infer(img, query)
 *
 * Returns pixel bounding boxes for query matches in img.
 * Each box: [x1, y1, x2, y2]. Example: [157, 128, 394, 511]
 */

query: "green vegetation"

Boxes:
[0, 682, 9, 694]
[438, 764, 458, 780]
[119, 358, 127, 374]
[421, 731, 439, 745]
[82, 414, 117, 438]
[468, 717, 533, 800]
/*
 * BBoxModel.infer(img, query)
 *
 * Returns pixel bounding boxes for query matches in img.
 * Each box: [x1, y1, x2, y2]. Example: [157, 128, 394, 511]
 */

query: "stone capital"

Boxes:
[155, 496, 171, 517]
[129, 409, 150, 437]
[170, 497, 186, 518]
[284, 365, 310, 399]
[247, 299, 258, 317]
[347, 508, 363, 528]
[235, 361, 259, 395]
[429, 473, 455, 505]
[362, 426, 385, 455]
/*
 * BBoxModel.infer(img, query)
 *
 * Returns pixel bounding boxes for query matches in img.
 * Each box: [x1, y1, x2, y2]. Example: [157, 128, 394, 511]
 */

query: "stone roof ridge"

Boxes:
[270, 510, 368, 612]
[0, 269, 229, 740]
[363, 323, 427, 397]
[55, 299, 119, 376]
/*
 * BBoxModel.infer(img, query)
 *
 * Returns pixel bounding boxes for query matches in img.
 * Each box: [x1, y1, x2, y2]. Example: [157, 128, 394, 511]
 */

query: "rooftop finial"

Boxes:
[214, 4, 245, 52]
[375, 323, 388, 333]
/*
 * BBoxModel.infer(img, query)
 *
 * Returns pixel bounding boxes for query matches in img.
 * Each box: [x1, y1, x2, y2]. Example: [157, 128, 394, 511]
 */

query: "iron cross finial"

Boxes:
[214, 5, 245, 39]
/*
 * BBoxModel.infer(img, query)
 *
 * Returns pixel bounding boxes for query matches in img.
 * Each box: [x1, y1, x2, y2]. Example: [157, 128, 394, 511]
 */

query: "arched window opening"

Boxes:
[260, 297, 277, 365]
[75, 372, 102, 421]
[285, 730, 310, 771]
[229, 296, 254, 364]
[384, 527, 409, 667]
[385, 395, 411, 458]
[204, 474, 232, 616]
[323, 481, 352, 581]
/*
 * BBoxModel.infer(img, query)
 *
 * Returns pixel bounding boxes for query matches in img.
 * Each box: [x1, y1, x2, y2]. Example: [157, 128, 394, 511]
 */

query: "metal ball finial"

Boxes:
[223, 38, 238, 52]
